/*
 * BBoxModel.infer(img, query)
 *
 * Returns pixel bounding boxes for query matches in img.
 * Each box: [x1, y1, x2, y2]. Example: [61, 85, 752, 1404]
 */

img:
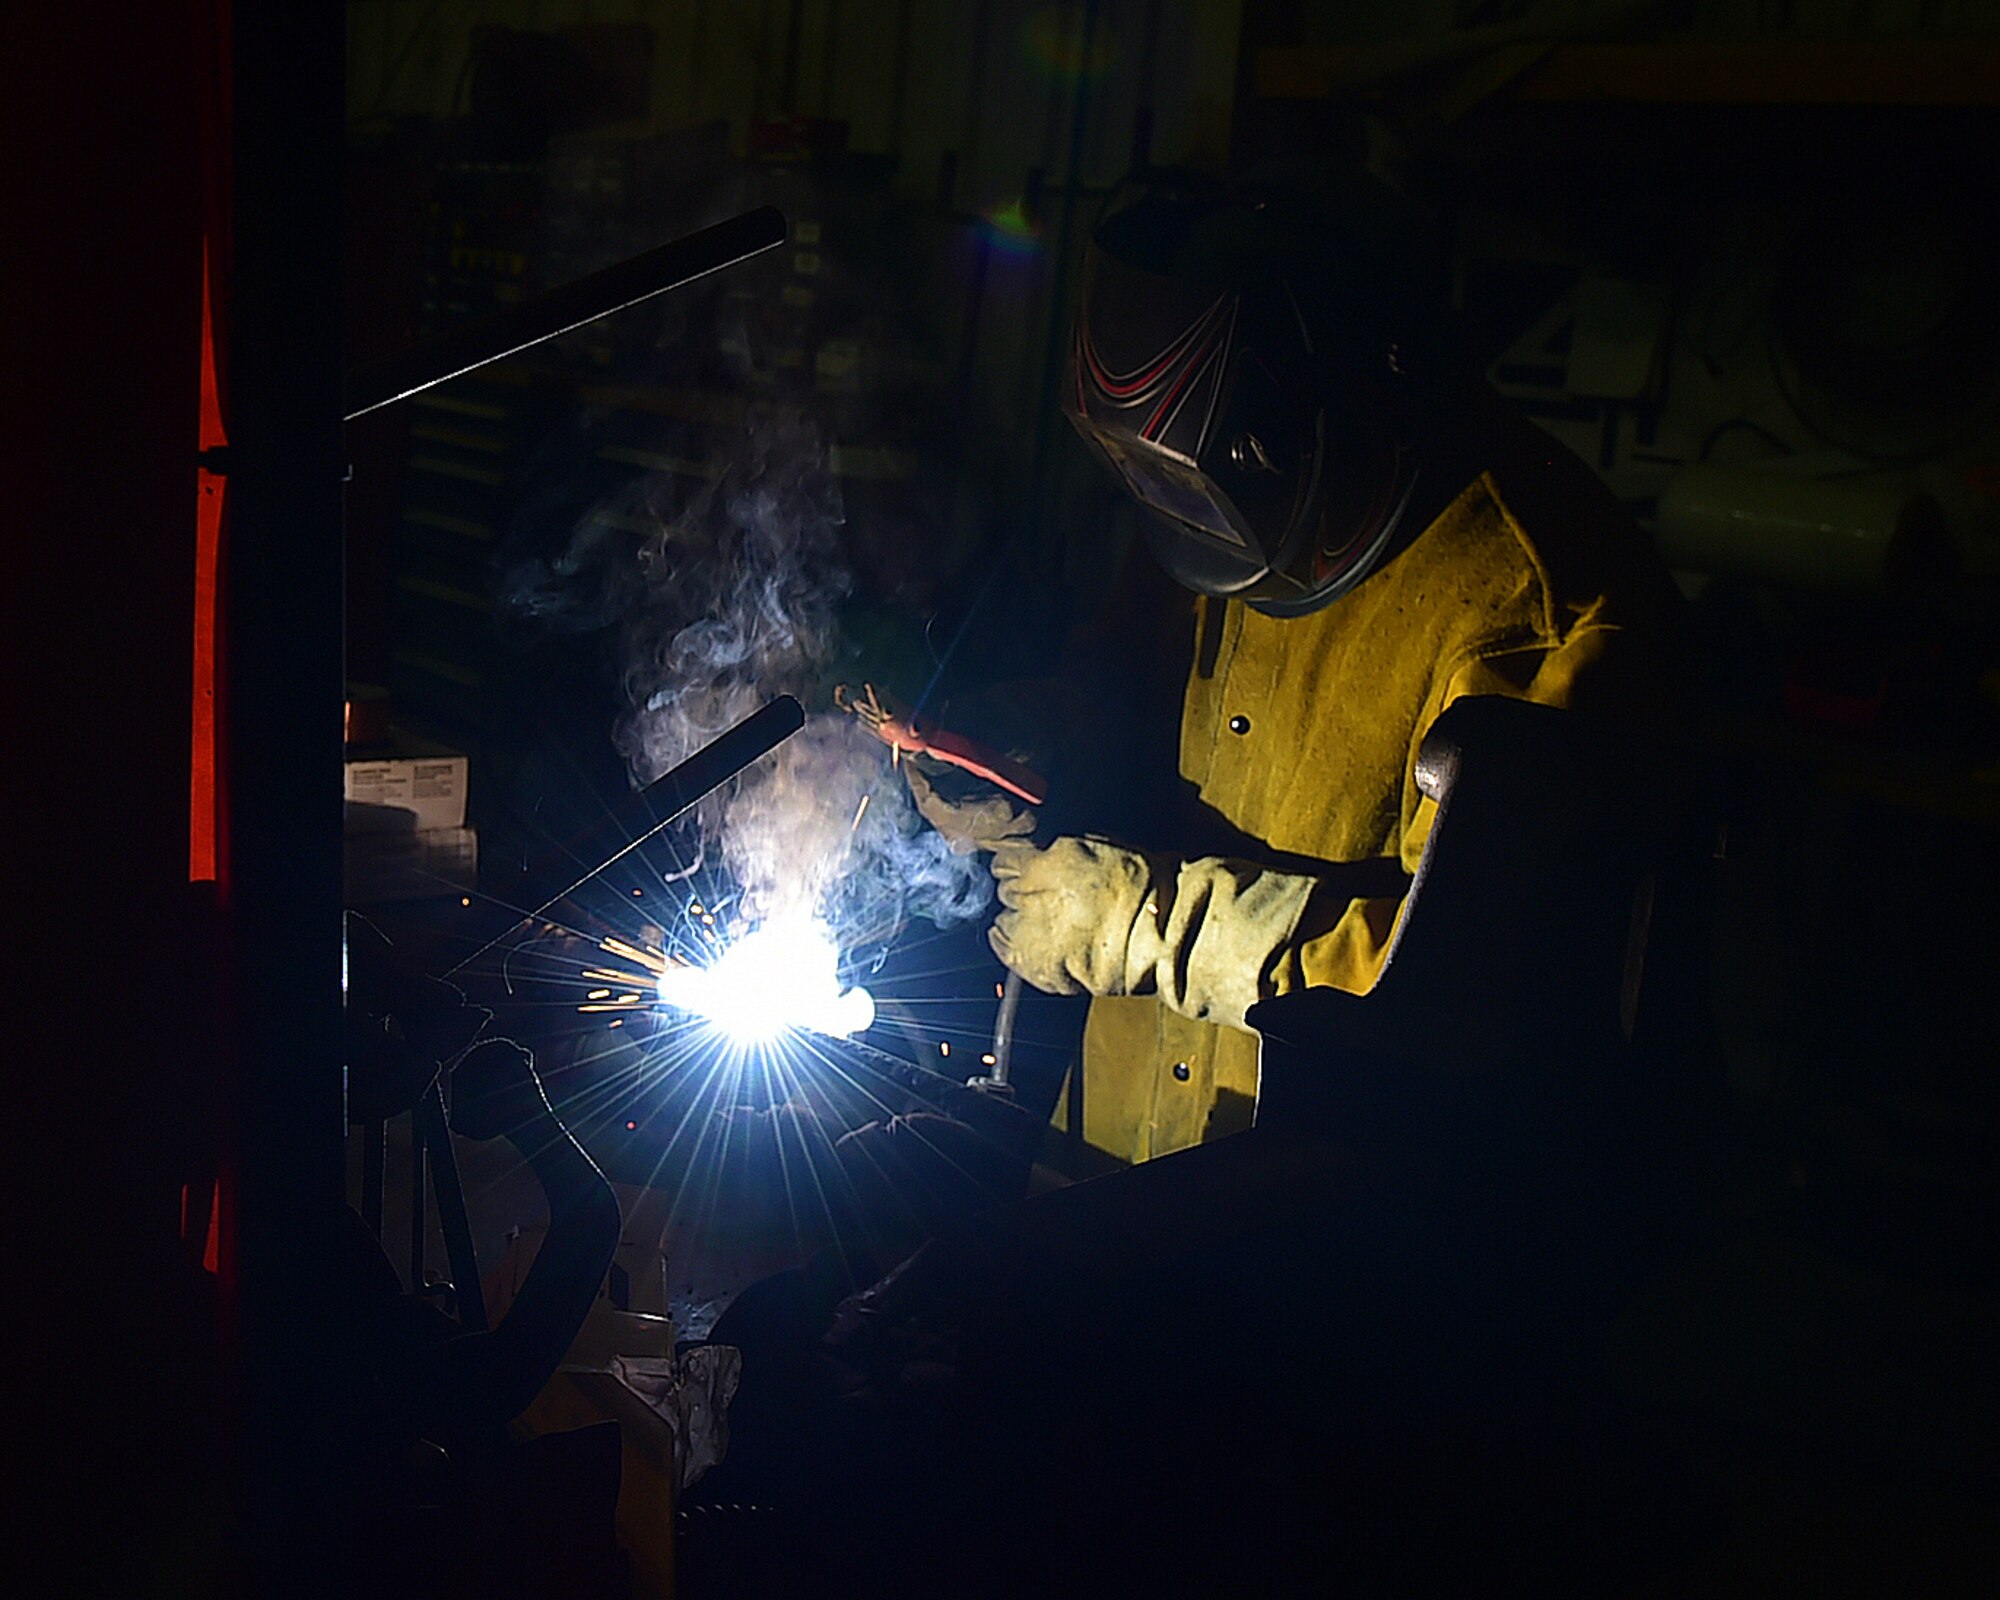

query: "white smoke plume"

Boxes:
[531, 407, 990, 948]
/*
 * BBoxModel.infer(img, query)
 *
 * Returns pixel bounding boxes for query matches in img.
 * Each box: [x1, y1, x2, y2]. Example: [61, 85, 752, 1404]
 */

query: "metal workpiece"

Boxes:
[454, 695, 806, 977]
[343, 206, 788, 420]
[531, 695, 807, 890]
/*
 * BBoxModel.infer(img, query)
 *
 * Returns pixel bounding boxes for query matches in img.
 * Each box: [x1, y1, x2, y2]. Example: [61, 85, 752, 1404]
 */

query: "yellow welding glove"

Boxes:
[988, 836, 1152, 997]
[904, 761, 1037, 854]
[991, 843, 1317, 1031]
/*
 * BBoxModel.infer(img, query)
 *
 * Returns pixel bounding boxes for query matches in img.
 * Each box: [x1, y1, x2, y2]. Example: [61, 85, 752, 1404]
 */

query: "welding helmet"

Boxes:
[1064, 177, 1435, 616]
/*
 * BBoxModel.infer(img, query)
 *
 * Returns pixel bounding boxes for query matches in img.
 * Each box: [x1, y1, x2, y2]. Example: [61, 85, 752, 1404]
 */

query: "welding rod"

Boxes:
[446, 695, 805, 977]
[344, 206, 788, 420]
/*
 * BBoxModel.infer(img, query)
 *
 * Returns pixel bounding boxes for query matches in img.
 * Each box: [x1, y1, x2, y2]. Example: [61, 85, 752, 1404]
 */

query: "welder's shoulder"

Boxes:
[1452, 431, 1688, 716]
[1444, 427, 1680, 652]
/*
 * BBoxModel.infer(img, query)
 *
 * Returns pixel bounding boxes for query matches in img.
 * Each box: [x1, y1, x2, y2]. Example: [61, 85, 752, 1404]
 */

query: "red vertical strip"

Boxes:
[203, 1183, 222, 1275]
[191, 239, 226, 882]
[193, 0, 236, 1330]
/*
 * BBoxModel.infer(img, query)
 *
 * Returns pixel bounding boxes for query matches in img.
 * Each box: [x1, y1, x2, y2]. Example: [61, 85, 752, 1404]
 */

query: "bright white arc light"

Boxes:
[656, 915, 875, 1043]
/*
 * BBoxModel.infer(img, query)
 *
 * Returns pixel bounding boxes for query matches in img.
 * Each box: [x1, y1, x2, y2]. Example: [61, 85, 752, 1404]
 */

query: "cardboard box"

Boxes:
[344, 734, 469, 834]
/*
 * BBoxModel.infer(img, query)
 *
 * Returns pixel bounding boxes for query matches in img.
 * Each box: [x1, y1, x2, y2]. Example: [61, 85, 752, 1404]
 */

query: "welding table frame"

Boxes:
[356, 696, 806, 1329]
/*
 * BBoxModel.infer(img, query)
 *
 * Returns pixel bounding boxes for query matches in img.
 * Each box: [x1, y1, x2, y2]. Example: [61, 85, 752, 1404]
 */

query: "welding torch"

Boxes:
[834, 682, 1047, 807]
[839, 681, 1043, 1091]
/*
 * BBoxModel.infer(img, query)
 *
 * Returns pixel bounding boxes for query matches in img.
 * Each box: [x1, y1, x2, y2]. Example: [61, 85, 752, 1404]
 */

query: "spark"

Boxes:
[656, 914, 874, 1042]
[851, 792, 871, 831]
[939, 1041, 950, 1057]
[600, 936, 667, 975]
[587, 988, 612, 1000]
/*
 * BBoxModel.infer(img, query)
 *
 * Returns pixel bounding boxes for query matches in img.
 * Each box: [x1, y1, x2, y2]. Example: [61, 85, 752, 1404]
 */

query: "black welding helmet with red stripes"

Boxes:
[1065, 177, 1435, 616]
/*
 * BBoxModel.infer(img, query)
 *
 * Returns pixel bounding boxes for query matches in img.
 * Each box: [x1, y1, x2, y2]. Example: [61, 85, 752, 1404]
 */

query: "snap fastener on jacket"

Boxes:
[1171, 1061, 1191, 1081]
[1228, 714, 1250, 735]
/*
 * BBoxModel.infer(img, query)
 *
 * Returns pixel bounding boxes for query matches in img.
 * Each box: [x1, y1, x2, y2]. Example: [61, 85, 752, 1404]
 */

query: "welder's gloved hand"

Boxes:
[988, 836, 1152, 998]
[904, 761, 1035, 855]
[993, 843, 1319, 1032]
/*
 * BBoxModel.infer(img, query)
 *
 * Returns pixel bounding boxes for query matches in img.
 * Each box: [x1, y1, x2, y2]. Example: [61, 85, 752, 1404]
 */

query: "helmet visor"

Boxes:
[1073, 420, 1252, 551]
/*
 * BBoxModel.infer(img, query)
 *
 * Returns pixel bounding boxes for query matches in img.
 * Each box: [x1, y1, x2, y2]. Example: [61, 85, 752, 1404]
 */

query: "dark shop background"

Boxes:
[12, 2, 2000, 1596]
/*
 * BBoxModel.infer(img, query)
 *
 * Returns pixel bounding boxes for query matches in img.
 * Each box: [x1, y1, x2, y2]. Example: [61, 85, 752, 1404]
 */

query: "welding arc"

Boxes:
[343, 206, 788, 420]
[445, 696, 805, 978]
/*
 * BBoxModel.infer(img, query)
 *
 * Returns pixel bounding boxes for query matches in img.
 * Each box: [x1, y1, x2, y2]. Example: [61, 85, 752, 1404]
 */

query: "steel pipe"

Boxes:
[451, 695, 806, 977]
[344, 206, 787, 420]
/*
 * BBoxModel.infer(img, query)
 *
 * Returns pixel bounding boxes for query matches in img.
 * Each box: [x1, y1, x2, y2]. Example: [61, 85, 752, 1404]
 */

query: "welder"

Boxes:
[917, 173, 1682, 1167]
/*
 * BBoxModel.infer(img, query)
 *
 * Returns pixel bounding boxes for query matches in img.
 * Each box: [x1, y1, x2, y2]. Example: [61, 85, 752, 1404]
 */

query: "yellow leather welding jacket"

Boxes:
[1058, 432, 1675, 1167]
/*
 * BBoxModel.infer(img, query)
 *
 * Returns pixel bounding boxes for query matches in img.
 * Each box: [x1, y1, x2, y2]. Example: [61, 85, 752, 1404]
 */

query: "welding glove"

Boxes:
[991, 841, 1318, 1032]
[904, 761, 1036, 854]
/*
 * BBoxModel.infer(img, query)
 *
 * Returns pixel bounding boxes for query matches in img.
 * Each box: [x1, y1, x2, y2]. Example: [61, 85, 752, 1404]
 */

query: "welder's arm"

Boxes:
[997, 624, 1651, 1022]
[989, 839, 1323, 1031]
[1274, 622, 1639, 1000]
[419, 1041, 621, 1444]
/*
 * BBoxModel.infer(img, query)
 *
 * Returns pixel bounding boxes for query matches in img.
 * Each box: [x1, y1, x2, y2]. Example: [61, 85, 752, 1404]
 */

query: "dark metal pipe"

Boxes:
[360, 1120, 386, 1238]
[988, 970, 1023, 1088]
[451, 695, 807, 976]
[418, 1084, 489, 1332]
[343, 206, 787, 420]
[410, 1123, 428, 1295]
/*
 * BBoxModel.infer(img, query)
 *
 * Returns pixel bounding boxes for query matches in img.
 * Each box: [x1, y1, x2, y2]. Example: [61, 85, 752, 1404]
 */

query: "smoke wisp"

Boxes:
[509, 407, 990, 952]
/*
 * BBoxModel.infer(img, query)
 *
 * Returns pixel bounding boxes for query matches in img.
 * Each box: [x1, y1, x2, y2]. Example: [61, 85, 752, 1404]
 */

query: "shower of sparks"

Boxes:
[582, 966, 660, 985]
[448, 776, 1020, 1349]
[656, 914, 875, 1043]
[600, 935, 668, 974]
